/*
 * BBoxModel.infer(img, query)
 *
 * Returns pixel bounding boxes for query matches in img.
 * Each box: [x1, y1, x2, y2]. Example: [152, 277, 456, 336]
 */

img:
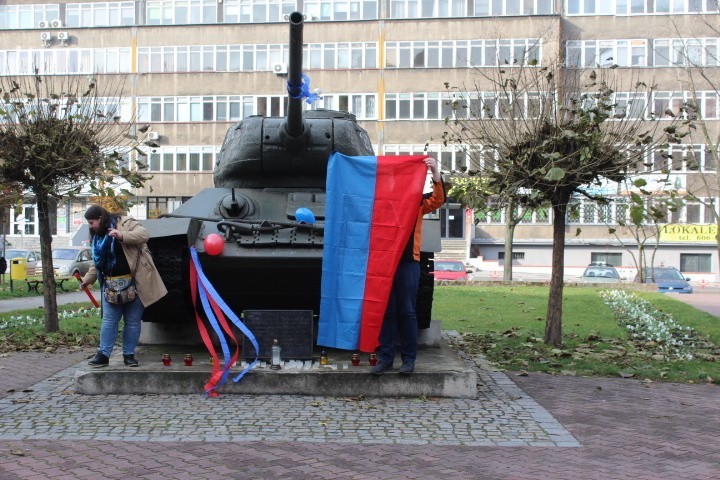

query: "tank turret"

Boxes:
[214, 11, 373, 190]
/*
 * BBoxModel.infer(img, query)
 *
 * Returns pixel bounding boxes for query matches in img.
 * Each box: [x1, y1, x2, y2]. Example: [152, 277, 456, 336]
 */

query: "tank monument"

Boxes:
[75, 12, 476, 398]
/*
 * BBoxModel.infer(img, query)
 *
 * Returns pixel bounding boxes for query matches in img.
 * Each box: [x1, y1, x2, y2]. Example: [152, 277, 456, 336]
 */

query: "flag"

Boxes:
[317, 152, 428, 352]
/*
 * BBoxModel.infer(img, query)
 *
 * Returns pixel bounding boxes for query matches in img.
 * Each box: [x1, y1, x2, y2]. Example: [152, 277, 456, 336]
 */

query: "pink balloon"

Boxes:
[203, 233, 225, 256]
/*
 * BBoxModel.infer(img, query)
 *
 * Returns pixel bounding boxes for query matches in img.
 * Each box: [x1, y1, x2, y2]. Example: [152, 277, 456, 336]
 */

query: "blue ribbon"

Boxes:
[287, 73, 321, 104]
[190, 247, 259, 384]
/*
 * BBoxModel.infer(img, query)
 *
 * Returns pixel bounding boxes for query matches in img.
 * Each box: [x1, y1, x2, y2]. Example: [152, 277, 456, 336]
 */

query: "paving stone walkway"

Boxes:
[0, 349, 576, 447]
[1, 347, 718, 479]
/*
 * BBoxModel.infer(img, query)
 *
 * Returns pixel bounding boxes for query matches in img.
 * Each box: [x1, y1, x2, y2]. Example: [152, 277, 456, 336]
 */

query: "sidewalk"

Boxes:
[667, 292, 720, 317]
[0, 291, 718, 479]
[0, 346, 717, 479]
[0, 290, 92, 313]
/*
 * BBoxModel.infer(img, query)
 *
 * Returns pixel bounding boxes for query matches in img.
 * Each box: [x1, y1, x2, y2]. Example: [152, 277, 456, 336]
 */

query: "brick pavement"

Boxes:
[1, 348, 718, 479]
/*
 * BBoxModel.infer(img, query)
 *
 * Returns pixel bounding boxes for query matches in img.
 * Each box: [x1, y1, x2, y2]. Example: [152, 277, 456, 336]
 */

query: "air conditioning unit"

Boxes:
[147, 132, 160, 141]
[40, 32, 53, 44]
[57, 32, 69, 41]
[273, 62, 288, 75]
[50, 19, 63, 28]
[38, 20, 49, 28]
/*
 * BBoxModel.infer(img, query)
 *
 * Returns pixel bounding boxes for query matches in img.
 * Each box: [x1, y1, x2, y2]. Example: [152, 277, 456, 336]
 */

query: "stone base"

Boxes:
[75, 338, 477, 398]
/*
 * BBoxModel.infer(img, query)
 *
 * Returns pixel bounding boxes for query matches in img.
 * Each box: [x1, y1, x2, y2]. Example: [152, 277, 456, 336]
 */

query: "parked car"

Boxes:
[635, 267, 693, 294]
[433, 260, 470, 282]
[580, 265, 623, 283]
[3, 249, 41, 270]
[42, 247, 94, 277]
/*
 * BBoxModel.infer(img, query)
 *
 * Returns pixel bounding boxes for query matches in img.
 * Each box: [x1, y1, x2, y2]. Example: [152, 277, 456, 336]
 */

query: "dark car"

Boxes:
[580, 265, 623, 283]
[635, 267, 693, 294]
[433, 260, 470, 282]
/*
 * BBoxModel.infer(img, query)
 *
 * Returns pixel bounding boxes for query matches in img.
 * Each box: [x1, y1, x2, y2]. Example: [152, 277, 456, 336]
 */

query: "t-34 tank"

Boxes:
[143, 12, 440, 342]
[142, 11, 375, 330]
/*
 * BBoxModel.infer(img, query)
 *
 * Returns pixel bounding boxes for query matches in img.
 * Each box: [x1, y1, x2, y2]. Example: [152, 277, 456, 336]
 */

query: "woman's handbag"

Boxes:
[104, 274, 137, 305]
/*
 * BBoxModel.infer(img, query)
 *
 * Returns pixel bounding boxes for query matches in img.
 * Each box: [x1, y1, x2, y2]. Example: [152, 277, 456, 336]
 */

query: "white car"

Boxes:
[42, 247, 94, 277]
[4, 249, 41, 270]
[580, 266, 623, 283]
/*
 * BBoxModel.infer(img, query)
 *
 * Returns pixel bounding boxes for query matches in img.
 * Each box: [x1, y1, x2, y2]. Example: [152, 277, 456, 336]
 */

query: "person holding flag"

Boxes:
[371, 157, 445, 375]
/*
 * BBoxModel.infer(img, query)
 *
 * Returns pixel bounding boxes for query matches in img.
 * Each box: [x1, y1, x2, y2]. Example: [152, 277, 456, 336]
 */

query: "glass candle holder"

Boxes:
[162, 353, 171, 366]
[368, 353, 378, 366]
[351, 353, 360, 366]
[184, 354, 193, 366]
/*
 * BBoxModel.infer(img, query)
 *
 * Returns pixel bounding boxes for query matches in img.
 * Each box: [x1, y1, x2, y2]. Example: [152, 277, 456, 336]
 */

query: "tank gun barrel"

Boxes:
[286, 11, 305, 138]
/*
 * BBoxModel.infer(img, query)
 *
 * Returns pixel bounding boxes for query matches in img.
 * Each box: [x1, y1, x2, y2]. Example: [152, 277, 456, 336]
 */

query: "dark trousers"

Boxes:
[377, 260, 420, 366]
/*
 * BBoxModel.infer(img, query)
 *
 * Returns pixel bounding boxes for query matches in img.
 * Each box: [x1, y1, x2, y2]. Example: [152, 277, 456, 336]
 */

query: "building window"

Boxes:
[591, 252, 622, 266]
[147, 197, 191, 219]
[13, 205, 36, 235]
[137, 42, 377, 73]
[680, 253, 711, 272]
[0, 4, 60, 29]
[304, 0, 378, 21]
[389, 0, 467, 18]
[566, 39, 648, 68]
[137, 93, 376, 123]
[566, 0, 614, 14]
[312, 93, 377, 119]
[0, 48, 132, 76]
[385, 39, 541, 69]
[223, 0, 295, 23]
[146, 0, 218, 25]
[66, 2, 135, 28]
[474, 0, 552, 16]
[615, 0, 720, 14]
[144, 146, 218, 172]
[653, 38, 719, 67]
[499, 251, 525, 260]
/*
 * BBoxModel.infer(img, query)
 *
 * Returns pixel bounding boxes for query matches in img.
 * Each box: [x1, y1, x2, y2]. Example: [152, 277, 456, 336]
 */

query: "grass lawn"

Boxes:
[0, 303, 100, 352]
[1, 283, 718, 384]
[434, 284, 720, 384]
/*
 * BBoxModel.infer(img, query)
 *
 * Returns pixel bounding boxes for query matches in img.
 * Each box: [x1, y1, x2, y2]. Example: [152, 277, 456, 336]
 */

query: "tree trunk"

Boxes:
[716, 215, 720, 283]
[544, 200, 567, 347]
[503, 200, 515, 282]
[637, 244, 645, 283]
[37, 195, 60, 332]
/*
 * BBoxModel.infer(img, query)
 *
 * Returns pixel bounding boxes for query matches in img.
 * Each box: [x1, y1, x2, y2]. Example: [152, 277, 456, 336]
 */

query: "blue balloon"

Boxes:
[295, 207, 316, 224]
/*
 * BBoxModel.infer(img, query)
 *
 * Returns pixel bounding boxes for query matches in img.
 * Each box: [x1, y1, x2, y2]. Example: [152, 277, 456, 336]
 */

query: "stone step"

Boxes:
[75, 340, 477, 398]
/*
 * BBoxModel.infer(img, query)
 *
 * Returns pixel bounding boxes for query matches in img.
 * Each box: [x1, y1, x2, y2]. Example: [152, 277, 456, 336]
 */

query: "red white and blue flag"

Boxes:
[317, 152, 428, 352]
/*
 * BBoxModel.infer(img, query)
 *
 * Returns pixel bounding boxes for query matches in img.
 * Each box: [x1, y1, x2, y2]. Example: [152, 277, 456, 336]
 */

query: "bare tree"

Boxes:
[0, 72, 148, 332]
[608, 178, 683, 282]
[443, 62, 683, 346]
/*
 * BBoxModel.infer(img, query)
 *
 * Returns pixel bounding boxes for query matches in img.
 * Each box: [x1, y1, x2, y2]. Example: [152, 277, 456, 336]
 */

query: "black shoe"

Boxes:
[123, 354, 139, 367]
[88, 352, 109, 367]
[371, 362, 392, 375]
[398, 362, 415, 375]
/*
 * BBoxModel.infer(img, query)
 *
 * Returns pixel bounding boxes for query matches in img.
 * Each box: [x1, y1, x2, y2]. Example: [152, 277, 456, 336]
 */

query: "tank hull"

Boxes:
[143, 186, 326, 324]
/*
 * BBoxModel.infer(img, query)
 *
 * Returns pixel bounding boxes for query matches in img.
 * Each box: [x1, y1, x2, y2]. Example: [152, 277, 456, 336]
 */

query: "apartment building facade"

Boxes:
[0, 0, 718, 279]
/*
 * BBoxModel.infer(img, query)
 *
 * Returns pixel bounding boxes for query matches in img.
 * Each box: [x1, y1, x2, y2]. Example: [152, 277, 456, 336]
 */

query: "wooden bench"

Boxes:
[24, 267, 74, 293]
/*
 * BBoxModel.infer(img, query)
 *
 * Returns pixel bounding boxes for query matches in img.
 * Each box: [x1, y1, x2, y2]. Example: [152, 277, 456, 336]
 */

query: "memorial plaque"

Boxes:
[241, 310, 314, 360]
